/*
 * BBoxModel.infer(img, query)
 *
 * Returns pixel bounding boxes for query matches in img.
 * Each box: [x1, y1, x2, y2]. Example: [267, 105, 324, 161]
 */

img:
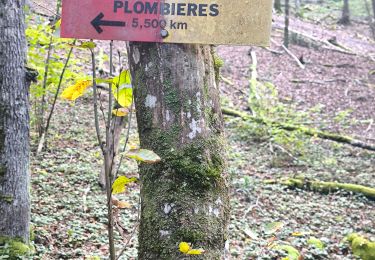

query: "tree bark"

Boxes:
[127, 43, 229, 259]
[0, 0, 31, 255]
[99, 115, 126, 189]
[339, 0, 351, 25]
[274, 0, 282, 13]
[284, 0, 290, 48]
[295, 0, 301, 16]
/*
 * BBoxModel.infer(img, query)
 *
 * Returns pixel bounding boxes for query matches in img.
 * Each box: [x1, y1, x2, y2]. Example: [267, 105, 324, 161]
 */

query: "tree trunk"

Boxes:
[339, 0, 351, 24]
[98, 115, 126, 189]
[0, 0, 31, 257]
[284, 0, 290, 47]
[373, 0, 375, 19]
[274, 0, 282, 13]
[127, 43, 229, 259]
[295, 0, 301, 16]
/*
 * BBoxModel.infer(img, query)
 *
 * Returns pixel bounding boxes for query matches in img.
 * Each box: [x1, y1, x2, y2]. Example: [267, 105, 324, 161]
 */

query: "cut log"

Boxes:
[222, 107, 375, 152]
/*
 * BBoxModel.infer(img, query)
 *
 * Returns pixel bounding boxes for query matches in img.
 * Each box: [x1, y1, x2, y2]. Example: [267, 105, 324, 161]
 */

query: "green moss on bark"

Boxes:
[142, 126, 225, 191]
[0, 165, 6, 177]
[164, 139, 224, 187]
[163, 79, 181, 115]
[0, 236, 32, 259]
[213, 53, 224, 83]
[0, 194, 13, 203]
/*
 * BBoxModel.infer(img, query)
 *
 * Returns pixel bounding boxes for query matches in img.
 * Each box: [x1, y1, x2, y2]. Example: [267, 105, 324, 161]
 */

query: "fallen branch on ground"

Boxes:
[273, 26, 359, 56]
[262, 46, 284, 55]
[220, 75, 234, 86]
[291, 78, 347, 84]
[222, 107, 375, 151]
[271, 39, 305, 69]
[264, 178, 375, 200]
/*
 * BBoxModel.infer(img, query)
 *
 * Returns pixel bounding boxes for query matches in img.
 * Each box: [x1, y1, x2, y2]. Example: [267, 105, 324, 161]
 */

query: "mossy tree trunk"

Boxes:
[0, 0, 31, 254]
[127, 43, 229, 259]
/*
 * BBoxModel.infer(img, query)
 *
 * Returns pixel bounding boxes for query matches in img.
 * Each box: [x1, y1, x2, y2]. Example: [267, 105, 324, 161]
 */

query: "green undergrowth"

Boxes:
[297, 0, 369, 22]
[0, 236, 33, 259]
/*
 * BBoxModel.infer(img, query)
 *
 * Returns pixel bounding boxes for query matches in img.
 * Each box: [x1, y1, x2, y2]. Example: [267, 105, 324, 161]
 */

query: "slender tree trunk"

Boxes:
[339, 0, 351, 24]
[274, 0, 282, 13]
[284, 0, 290, 47]
[0, 0, 31, 257]
[127, 43, 229, 259]
[295, 0, 301, 16]
[373, 0, 375, 19]
[98, 115, 126, 188]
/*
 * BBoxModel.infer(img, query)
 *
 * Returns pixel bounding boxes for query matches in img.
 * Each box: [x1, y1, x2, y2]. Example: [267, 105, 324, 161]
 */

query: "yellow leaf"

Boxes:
[112, 70, 132, 108]
[112, 107, 129, 117]
[112, 86, 132, 108]
[179, 242, 205, 255]
[61, 80, 91, 101]
[125, 149, 161, 164]
[113, 70, 132, 87]
[179, 242, 190, 254]
[52, 18, 61, 30]
[112, 176, 137, 195]
[187, 249, 204, 255]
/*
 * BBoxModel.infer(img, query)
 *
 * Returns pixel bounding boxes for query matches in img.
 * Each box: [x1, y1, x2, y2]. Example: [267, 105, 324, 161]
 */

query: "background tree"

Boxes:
[127, 43, 230, 259]
[284, 0, 290, 47]
[339, 0, 351, 24]
[0, 0, 31, 257]
[274, 0, 282, 13]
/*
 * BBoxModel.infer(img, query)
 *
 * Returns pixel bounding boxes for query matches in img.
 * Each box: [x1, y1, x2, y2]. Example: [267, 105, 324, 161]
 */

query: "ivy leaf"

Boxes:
[265, 222, 284, 235]
[274, 245, 300, 260]
[112, 176, 137, 195]
[307, 237, 325, 249]
[125, 149, 161, 164]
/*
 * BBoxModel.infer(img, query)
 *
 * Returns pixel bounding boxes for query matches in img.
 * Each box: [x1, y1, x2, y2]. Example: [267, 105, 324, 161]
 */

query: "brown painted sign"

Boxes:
[61, 0, 273, 45]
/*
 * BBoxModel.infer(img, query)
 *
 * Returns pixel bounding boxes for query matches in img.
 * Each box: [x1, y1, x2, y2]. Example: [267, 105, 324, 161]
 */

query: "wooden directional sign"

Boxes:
[61, 0, 273, 45]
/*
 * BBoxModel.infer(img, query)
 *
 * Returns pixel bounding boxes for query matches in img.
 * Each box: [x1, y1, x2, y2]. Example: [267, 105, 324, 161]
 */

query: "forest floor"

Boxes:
[28, 3, 375, 260]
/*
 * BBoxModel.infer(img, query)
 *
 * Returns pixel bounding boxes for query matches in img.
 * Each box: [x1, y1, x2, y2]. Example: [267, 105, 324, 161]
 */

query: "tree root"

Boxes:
[222, 107, 375, 152]
[264, 178, 375, 200]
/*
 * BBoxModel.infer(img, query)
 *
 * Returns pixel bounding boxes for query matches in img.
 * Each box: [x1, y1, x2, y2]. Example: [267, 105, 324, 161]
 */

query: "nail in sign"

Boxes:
[61, 0, 273, 45]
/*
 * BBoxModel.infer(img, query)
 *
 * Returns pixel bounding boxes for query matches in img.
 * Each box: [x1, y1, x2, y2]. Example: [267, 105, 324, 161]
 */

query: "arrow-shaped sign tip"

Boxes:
[91, 12, 126, 34]
[91, 12, 105, 34]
